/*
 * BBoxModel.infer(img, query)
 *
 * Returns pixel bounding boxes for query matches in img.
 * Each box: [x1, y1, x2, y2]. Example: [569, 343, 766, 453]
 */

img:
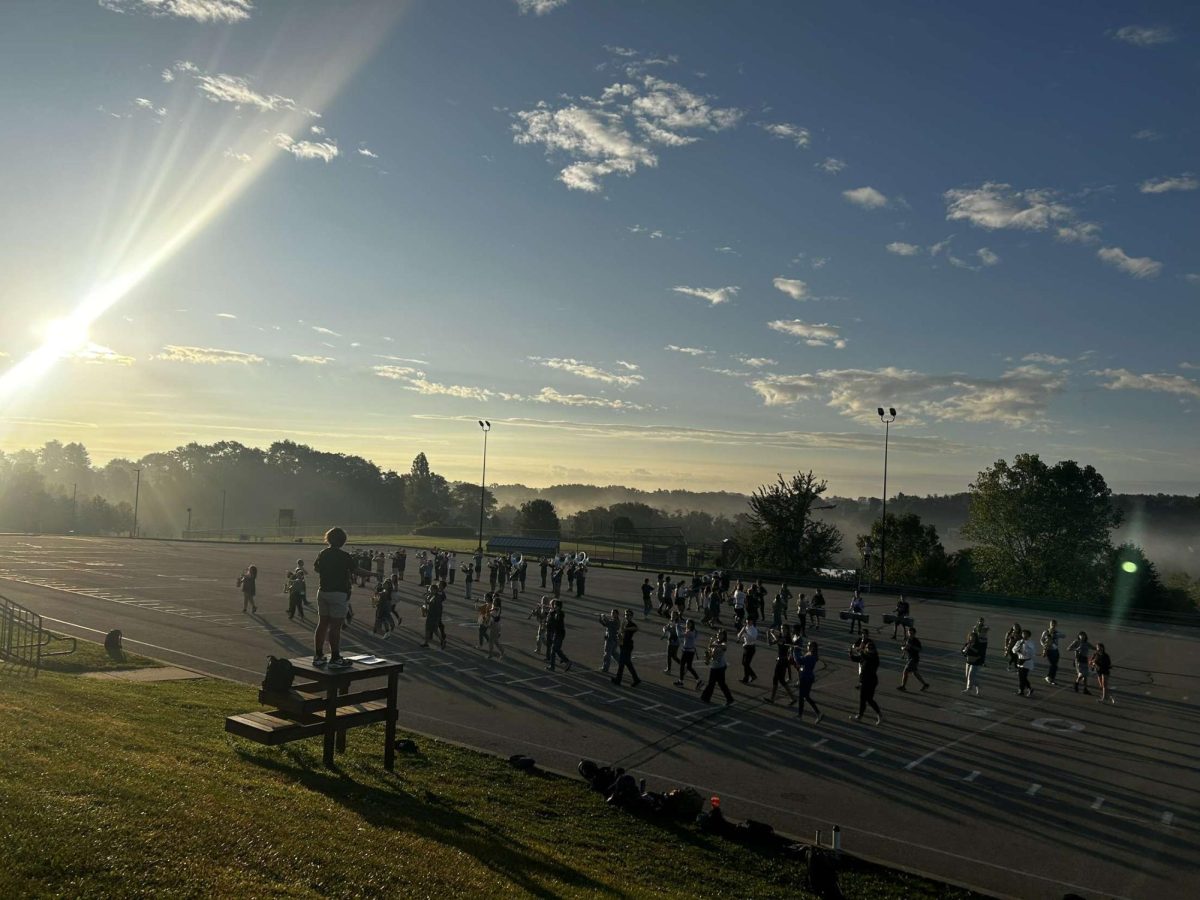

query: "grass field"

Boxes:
[0, 640, 981, 899]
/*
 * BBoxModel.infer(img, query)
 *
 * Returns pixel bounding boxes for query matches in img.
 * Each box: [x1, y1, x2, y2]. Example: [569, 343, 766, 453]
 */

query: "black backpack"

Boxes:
[262, 656, 295, 693]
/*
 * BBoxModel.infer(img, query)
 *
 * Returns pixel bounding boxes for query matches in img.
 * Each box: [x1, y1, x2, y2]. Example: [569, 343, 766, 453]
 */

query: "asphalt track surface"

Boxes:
[2, 535, 1197, 900]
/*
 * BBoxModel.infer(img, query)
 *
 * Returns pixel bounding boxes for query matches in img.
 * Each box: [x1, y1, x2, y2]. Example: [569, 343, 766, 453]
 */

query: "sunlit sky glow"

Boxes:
[0, 1, 1196, 496]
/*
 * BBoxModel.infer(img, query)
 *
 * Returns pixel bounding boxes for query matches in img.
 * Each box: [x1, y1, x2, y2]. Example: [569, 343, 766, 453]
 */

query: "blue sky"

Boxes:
[0, 0, 1196, 496]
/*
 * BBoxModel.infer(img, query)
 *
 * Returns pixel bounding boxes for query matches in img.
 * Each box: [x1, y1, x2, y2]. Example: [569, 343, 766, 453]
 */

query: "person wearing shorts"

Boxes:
[313, 527, 369, 668]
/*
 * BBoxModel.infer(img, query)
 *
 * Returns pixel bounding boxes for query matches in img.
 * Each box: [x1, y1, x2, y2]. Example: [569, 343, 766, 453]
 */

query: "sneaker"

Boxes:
[849, 714, 861, 721]
[673, 680, 683, 687]
[814, 712, 823, 724]
[725, 698, 734, 706]
[896, 685, 907, 691]
[961, 688, 971, 693]
[564, 661, 573, 672]
[874, 715, 883, 725]
[329, 657, 352, 668]
[973, 686, 981, 696]
[312, 655, 327, 667]
[631, 679, 641, 688]
[695, 680, 705, 691]
[920, 683, 930, 692]
[1044, 676, 1053, 684]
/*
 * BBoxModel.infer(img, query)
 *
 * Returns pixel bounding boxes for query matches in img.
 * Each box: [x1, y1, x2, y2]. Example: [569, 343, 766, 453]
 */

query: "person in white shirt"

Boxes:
[738, 620, 759, 684]
[1013, 629, 1037, 697]
[732, 583, 748, 628]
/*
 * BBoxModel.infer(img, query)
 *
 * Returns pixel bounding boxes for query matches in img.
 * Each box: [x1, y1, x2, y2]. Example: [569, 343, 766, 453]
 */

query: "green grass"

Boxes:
[0, 641, 980, 899]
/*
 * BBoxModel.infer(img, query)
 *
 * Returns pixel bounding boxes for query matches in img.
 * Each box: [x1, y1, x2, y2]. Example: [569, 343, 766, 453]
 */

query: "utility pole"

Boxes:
[131, 468, 142, 539]
[186, 507, 192, 537]
[876, 408, 897, 584]
[71, 483, 77, 531]
[476, 420, 491, 554]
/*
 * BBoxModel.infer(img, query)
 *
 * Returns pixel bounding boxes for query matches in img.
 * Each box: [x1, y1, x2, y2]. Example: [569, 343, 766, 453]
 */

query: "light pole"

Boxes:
[876, 407, 896, 584]
[476, 420, 491, 554]
[131, 468, 142, 539]
[186, 507, 192, 536]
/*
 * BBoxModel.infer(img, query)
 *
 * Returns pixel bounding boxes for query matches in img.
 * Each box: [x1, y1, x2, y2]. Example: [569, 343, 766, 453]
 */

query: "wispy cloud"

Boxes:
[944, 182, 1078, 231]
[357, 145, 379, 159]
[373, 365, 422, 380]
[70, 343, 135, 366]
[100, 0, 253, 23]
[768, 319, 846, 348]
[1139, 174, 1198, 194]
[887, 241, 922, 256]
[818, 157, 846, 174]
[513, 72, 741, 192]
[1097, 246, 1163, 278]
[736, 357, 777, 368]
[528, 356, 644, 388]
[843, 186, 888, 209]
[1111, 25, 1176, 47]
[292, 355, 334, 365]
[672, 285, 739, 306]
[216, 312, 237, 319]
[405, 378, 493, 401]
[1132, 128, 1162, 141]
[188, 68, 317, 116]
[976, 247, 1000, 266]
[372, 365, 492, 401]
[760, 122, 810, 148]
[1094, 368, 1200, 399]
[311, 326, 342, 337]
[133, 97, 166, 120]
[505, 386, 646, 411]
[375, 355, 430, 365]
[274, 133, 338, 162]
[615, 360, 639, 371]
[223, 148, 252, 163]
[628, 224, 666, 239]
[1023, 353, 1069, 365]
[751, 365, 1065, 427]
[154, 345, 264, 364]
[664, 345, 712, 356]
[515, 0, 569, 14]
[772, 277, 809, 301]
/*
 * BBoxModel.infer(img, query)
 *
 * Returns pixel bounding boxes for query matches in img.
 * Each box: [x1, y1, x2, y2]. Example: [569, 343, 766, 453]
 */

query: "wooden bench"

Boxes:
[226, 657, 404, 769]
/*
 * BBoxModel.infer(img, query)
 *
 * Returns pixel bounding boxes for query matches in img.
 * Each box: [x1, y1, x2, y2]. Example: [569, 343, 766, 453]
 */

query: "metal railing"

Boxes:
[0, 594, 77, 675]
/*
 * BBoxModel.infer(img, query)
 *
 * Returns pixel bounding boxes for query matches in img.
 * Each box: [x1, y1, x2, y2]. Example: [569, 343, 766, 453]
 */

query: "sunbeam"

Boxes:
[0, 1, 406, 418]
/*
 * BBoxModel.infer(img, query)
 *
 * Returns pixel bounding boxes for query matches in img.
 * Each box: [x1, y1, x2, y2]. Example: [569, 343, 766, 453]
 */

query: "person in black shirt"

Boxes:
[313, 527, 371, 668]
[768, 624, 796, 704]
[545, 599, 572, 671]
[640, 578, 653, 620]
[612, 610, 641, 687]
[850, 636, 883, 724]
[897, 626, 929, 692]
[892, 596, 911, 639]
[238, 565, 257, 613]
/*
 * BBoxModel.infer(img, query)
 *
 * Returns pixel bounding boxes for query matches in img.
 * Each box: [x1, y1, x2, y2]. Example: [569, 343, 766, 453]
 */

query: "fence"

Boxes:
[0, 595, 77, 675]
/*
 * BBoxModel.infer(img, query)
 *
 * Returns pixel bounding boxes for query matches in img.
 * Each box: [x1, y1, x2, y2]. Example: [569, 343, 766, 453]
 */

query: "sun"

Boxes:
[41, 317, 91, 355]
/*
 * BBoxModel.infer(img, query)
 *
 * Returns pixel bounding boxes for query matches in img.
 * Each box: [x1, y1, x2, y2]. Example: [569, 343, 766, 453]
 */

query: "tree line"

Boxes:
[739, 456, 1196, 612]
[0, 439, 1195, 612]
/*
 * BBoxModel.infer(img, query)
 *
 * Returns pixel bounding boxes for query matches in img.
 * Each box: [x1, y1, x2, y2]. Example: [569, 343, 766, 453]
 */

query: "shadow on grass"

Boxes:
[234, 744, 617, 899]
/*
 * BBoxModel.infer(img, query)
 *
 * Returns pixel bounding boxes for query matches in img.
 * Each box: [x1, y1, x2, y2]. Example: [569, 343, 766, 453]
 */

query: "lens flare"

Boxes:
[0, 2, 407, 420]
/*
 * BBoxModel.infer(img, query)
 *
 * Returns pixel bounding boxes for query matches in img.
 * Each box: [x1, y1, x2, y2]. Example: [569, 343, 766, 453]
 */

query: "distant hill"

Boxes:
[490, 483, 751, 519]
